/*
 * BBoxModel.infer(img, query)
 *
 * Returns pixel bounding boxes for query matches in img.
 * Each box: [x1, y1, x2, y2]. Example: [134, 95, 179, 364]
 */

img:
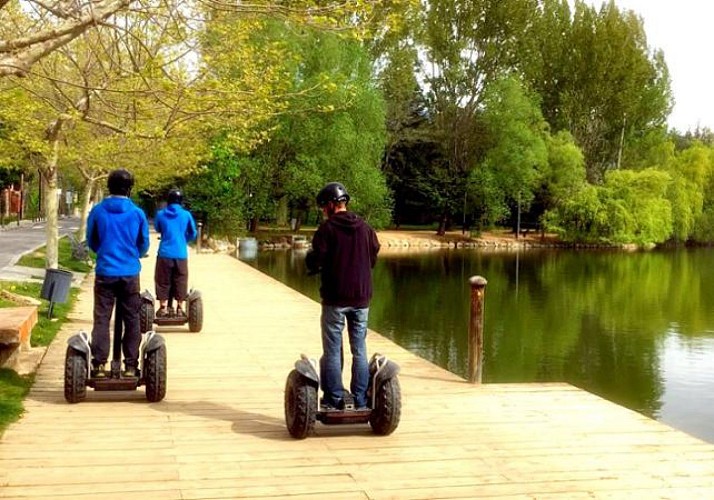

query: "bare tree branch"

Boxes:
[0, 0, 133, 77]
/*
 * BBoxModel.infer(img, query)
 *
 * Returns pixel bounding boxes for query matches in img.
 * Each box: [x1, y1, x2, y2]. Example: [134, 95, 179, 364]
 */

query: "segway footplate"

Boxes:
[154, 317, 188, 326]
[318, 407, 372, 425]
[89, 377, 140, 391]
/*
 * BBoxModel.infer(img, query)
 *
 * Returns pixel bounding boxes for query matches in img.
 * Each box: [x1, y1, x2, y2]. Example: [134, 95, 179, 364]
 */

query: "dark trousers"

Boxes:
[91, 275, 141, 367]
[154, 257, 188, 301]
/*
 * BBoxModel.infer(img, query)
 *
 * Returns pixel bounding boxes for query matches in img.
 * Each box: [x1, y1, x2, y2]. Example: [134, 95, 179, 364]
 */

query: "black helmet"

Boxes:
[107, 169, 134, 196]
[167, 188, 183, 205]
[316, 182, 350, 207]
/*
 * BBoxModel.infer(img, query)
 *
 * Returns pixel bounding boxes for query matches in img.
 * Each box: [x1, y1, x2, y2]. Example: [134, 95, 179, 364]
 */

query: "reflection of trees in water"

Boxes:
[247, 248, 714, 427]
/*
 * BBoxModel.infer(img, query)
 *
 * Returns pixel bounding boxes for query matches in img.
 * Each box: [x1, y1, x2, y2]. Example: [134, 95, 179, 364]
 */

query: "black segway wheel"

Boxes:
[284, 369, 317, 439]
[369, 377, 402, 435]
[64, 347, 87, 404]
[188, 296, 203, 333]
[140, 300, 154, 333]
[144, 344, 167, 402]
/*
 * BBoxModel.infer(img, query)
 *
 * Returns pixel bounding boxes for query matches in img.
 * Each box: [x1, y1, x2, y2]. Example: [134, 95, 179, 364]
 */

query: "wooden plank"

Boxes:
[2, 240, 714, 498]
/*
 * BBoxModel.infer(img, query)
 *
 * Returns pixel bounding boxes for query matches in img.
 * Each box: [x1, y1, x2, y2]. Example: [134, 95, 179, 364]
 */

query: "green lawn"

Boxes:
[17, 234, 93, 273]
[0, 277, 81, 435]
[0, 369, 34, 431]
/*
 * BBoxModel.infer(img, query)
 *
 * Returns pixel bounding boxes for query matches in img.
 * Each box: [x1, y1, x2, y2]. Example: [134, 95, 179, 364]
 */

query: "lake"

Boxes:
[241, 245, 714, 444]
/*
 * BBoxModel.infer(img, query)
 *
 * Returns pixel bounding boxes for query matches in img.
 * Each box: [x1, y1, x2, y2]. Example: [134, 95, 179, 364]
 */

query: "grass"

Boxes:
[0, 369, 34, 431]
[0, 232, 88, 434]
[0, 282, 80, 346]
[17, 235, 93, 273]
[0, 280, 80, 435]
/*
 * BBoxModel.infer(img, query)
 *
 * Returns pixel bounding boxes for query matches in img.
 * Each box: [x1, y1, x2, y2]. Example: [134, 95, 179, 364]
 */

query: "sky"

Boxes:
[580, 0, 714, 132]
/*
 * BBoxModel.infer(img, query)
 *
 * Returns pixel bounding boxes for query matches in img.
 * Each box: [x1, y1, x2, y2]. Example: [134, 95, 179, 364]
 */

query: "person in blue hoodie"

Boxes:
[153, 188, 197, 318]
[86, 168, 150, 378]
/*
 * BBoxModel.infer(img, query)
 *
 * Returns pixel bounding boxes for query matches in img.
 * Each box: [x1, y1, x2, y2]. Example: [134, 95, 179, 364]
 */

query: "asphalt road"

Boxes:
[0, 217, 80, 270]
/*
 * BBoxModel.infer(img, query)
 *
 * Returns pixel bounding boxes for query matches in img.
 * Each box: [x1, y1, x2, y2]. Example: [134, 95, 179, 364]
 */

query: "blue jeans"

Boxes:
[320, 306, 370, 408]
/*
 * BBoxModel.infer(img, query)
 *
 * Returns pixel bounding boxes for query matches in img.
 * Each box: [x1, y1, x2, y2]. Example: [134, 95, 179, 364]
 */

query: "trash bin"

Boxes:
[41, 268, 73, 317]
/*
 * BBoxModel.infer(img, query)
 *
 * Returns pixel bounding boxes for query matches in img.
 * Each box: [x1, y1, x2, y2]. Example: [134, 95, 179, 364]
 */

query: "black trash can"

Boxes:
[41, 268, 73, 317]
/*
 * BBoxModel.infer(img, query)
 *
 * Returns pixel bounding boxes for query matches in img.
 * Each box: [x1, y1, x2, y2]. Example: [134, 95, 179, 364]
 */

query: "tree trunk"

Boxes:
[436, 212, 448, 236]
[44, 122, 64, 270]
[276, 195, 288, 227]
[43, 167, 60, 269]
[248, 217, 258, 233]
[79, 178, 95, 240]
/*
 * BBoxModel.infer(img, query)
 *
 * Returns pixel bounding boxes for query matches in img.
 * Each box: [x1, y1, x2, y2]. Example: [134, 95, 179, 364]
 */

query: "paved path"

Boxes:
[1, 243, 714, 498]
[0, 217, 80, 271]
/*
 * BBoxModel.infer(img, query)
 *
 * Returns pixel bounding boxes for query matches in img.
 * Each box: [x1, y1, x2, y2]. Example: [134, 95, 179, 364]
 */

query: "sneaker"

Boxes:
[156, 307, 169, 318]
[176, 308, 187, 318]
[91, 363, 107, 378]
[356, 406, 370, 411]
[320, 398, 341, 411]
[122, 367, 137, 378]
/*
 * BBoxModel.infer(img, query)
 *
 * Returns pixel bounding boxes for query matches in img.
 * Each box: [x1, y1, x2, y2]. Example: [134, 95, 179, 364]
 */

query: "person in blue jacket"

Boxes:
[153, 188, 197, 318]
[86, 168, 150, 378]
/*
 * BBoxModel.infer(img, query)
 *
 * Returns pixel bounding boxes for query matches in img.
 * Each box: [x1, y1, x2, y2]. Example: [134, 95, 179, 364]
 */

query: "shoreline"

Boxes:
[206, 229, 660, 253]
[224, 228, 641, 253]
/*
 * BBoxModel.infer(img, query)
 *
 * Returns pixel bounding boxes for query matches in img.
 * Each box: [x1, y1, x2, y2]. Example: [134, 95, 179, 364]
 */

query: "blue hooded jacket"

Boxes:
[154, 203, 197, 259]
[87, 196, 150, 277]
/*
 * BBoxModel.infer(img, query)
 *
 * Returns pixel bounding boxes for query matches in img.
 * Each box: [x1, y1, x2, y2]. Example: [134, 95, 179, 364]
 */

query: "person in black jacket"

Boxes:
[306, 182, 380, 410]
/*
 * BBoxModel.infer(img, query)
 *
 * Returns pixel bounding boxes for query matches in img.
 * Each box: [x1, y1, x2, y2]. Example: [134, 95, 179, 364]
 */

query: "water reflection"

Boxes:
[242, 247, 714, 444]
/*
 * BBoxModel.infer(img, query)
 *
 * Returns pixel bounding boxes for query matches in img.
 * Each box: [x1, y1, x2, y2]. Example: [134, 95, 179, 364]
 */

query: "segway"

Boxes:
[139, 289, 203, 333]
[64, 303, 167, 403]
[284, 353, 402, 439]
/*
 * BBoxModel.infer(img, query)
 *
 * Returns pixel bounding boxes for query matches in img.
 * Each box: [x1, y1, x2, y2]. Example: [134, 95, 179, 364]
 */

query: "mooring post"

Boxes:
[468, 275, 488, 384]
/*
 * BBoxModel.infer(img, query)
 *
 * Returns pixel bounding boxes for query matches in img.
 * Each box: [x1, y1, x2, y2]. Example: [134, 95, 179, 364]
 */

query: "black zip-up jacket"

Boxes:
[307, 211, 380, 308]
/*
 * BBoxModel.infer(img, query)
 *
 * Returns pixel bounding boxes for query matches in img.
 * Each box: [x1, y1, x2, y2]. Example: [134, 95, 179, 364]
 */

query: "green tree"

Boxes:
[417, 0, 537, 233]
[474, 76, 549, 227]
[537, 130, 587, 231]
[669, 143, 714, 242]
[519, 0, 672, 182]
[184, 24, 391, 236]
[550, 168, 672, 245]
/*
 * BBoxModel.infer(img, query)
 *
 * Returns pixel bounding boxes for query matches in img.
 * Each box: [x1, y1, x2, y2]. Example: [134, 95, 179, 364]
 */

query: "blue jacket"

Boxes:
[87, 196, 150, 277]
[154, 203, 197, 259]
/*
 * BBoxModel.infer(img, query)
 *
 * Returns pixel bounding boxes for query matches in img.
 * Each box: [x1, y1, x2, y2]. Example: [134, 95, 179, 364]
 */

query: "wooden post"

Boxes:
[196, 222, 203, 252]
[19, 173, 24, 222]
[468, 275, 487, 384]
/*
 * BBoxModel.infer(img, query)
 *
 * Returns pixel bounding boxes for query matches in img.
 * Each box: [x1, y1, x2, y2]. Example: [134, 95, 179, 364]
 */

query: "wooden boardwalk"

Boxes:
[2, 246, 714, 499]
